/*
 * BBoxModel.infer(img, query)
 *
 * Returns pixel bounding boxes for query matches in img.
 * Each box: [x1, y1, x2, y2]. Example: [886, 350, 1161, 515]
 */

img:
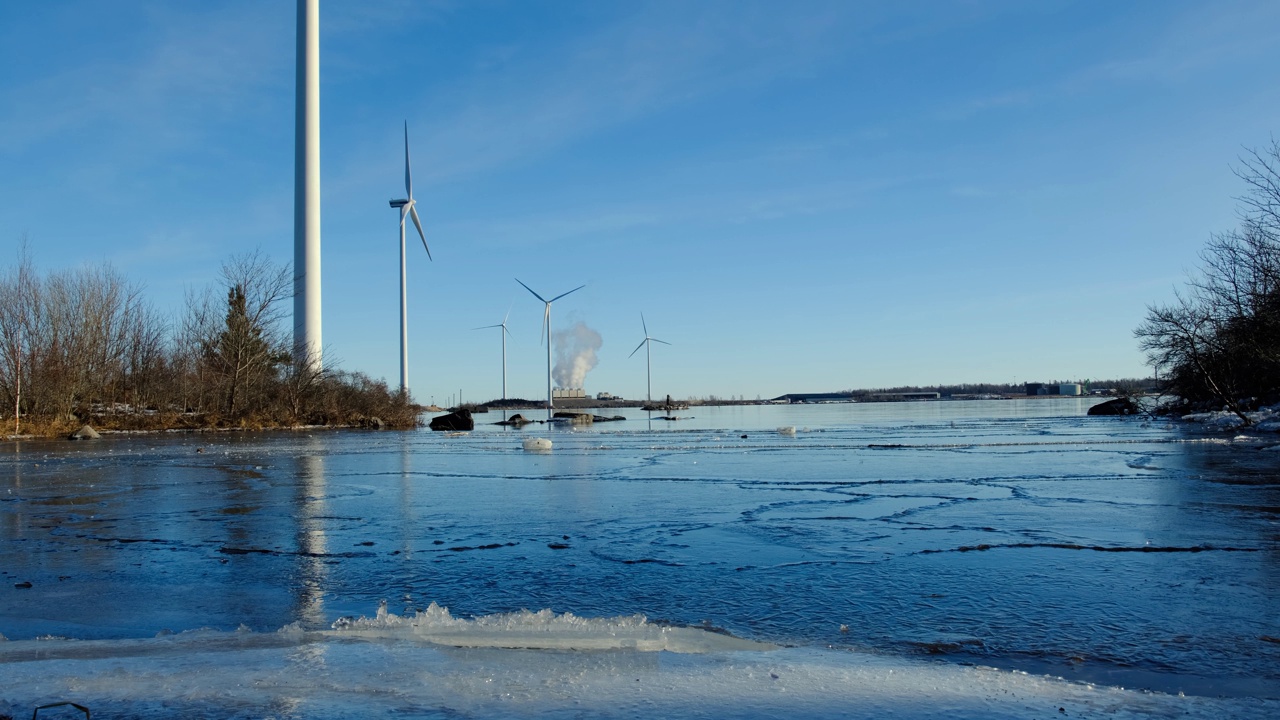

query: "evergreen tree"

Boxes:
[203, 283, 285, 417]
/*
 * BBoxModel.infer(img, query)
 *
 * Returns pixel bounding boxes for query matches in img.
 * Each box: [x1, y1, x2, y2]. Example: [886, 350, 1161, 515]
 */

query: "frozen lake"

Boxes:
[2, 399, 1278, 718]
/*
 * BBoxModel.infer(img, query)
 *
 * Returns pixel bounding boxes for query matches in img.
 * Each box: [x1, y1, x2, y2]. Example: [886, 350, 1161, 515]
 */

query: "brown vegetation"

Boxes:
[0, 245, 419, 437]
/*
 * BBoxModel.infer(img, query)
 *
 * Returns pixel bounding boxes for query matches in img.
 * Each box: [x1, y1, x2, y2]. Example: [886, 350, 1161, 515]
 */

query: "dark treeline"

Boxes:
[840, 379, 1153, 397]
[0, 247, 417, 436]
[1136, 141, 1280, 423]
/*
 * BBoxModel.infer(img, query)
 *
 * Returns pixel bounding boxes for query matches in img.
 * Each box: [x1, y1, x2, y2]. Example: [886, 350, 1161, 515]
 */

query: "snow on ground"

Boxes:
[0, 618, 1274, 719]
[1182, 403, 1280, 432]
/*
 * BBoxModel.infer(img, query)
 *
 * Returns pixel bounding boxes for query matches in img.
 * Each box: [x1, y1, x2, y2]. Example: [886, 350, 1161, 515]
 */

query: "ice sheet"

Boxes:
[3, 400, 1278, 714]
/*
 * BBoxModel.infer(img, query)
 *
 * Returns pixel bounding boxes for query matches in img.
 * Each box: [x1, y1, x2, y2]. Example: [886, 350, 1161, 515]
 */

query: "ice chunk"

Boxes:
[523, 437, 553, 452]
[330, 602, 775, 652]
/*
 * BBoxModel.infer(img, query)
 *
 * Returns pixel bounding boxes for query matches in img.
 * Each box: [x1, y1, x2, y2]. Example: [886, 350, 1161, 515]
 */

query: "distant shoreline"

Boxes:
[2, 395, 1120, 441]
[461, 394, 1115, 413]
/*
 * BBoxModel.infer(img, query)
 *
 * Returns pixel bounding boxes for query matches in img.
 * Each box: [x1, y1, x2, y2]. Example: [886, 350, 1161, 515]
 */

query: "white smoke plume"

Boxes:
[553, 322, 602, 389]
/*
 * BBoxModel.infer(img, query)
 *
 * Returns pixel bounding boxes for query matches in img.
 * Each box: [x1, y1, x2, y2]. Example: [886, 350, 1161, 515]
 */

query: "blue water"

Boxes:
[2, 399, 1278, 704]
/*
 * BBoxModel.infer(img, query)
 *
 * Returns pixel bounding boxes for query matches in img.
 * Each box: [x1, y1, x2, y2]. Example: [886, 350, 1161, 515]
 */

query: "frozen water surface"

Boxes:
[1, 399, 1278, 718]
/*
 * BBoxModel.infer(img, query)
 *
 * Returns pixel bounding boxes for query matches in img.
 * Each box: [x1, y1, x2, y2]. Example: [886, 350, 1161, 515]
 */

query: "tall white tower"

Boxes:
[293, 0, 322, 370]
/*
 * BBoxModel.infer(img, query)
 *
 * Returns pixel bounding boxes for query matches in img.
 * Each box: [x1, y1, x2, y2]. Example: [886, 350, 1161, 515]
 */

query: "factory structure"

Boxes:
[1025, 382, 1083, 396]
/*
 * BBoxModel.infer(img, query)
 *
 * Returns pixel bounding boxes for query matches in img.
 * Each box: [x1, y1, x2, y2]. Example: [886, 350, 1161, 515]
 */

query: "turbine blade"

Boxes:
[408, 202, 430, 260]
[473, 324, 502, 330]
[651, 338, 672, 346]
[404, 121, 412, 199]
[515, 278, 547, 303]
[628, 338, 647, 358]
[540, 305, 549, 346]
[549, 284, 586, 303]
[641, 313, 648, 336]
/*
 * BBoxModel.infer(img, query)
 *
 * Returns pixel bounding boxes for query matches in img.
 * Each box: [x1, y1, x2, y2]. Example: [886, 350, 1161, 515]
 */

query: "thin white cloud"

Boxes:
[935, 1, 1280, 123]
[328, 2, 875, 192]
[436, 173, 921, 252]
[0, 3, 289, 156]
[1081, 1, 1280, 85]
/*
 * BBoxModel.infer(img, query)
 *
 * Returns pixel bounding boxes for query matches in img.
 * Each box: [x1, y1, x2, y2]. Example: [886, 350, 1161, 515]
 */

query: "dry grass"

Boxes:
[6, 407, 422, 439]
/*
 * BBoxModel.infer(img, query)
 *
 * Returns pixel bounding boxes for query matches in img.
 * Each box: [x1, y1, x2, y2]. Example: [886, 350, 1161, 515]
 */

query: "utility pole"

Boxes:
[14, 326, 20, 436]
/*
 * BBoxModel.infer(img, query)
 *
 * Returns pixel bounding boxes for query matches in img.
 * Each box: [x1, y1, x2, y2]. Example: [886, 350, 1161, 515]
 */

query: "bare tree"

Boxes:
[0, 246, 35, 426]
[197, 251, 291, 417]
[1136, 291, 1249, 422]
[0, 246, 421, 433]
[1138, 140, 1280, 417]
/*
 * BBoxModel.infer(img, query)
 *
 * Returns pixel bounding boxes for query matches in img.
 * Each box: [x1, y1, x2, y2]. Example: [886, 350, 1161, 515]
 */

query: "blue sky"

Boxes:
[2, 1, 1279, 404]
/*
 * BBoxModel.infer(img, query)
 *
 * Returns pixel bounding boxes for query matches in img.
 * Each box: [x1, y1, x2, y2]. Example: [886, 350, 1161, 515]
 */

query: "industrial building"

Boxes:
[1025, 382, 1083, 396]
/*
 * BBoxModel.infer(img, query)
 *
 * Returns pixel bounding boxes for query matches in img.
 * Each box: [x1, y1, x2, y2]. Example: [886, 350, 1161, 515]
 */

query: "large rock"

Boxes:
[69, 425, 100, 440]
[1088, 397, 1140, 416]
[495, 413, 533, 427]
[553, 412, 593, 425]
[430, 409, 474, 432]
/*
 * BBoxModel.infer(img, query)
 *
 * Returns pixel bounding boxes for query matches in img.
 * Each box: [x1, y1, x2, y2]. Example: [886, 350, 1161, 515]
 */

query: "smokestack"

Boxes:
[553, 322, 602, 390]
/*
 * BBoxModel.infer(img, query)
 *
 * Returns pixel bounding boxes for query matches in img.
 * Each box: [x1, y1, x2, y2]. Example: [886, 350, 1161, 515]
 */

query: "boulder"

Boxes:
[1088, 398, 1140, 416]
[592, 415, 626, 423]
[68, 425, 100, 440]
[496, 413, 533, 427]
[429, 409, 474, 432]
[553, 412, 593, 425]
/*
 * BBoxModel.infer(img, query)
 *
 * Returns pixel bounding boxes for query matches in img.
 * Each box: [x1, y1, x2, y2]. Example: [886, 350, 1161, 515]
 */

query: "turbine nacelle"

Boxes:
[629, 314, 670, 358]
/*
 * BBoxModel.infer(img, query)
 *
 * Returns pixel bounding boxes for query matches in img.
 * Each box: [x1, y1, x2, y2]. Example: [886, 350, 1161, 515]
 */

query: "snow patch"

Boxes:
[1181, 404, 1280, 432]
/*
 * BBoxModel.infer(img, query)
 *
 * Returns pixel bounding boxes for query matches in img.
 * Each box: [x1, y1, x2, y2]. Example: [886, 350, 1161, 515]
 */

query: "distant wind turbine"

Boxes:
[628, 314, 671, 403]
[473, 307, 512, 401]
[516, 279, 584, 420]
[389, 122, 431, 396]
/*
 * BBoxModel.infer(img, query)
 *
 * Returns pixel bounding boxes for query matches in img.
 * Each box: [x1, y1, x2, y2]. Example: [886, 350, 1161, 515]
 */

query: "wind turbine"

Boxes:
[293, 0, 322, 371]
[390, 122, 431, 397]
[516, 279, 584, 420]
[473, 308, 512, 402]
[628, 314, 671, 403]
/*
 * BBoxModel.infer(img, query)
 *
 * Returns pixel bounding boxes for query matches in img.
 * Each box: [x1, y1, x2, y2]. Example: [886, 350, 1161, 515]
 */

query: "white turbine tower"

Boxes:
[516, 279, 584, 420]
[628, 314, 671, 403]
[390, 122, 431, 396]
[473, 308, 512, 402]
[293, 0, 322, 371]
